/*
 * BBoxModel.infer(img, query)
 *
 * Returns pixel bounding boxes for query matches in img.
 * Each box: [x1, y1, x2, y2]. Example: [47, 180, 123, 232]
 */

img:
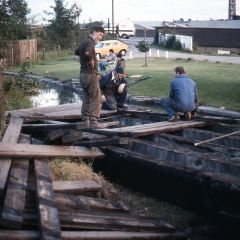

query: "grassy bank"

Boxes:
[23, 56, 240, 111]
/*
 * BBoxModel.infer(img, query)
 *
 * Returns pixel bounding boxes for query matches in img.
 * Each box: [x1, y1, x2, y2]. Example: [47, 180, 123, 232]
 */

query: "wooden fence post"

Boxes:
[0, 64, 5, 135]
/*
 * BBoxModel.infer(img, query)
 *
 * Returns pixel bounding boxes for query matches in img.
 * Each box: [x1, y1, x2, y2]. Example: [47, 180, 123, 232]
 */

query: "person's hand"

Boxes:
[118, 83, 126, 94]
[73, 56, 80, 63]
[102, 95, 106, 102]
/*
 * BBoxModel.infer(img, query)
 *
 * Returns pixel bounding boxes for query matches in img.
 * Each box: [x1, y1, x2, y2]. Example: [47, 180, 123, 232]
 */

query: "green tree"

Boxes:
[45, 0, 81, 49]
[7, 0, 30, 39]
[135, 28, 150, 66]
[0, 0, 30, 134]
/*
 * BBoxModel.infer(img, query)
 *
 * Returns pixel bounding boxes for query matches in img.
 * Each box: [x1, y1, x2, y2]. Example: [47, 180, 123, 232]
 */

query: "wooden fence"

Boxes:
[6, 39, 37, 68]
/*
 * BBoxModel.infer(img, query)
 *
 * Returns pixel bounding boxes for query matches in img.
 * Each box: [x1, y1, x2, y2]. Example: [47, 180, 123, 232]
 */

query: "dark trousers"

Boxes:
[80, 72, 102, 121]
[102, 89, 127, 110]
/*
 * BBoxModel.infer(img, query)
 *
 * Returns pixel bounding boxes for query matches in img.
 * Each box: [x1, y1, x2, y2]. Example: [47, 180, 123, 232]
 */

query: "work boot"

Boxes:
[117, 104, 128, 112]
[90, 121, 108, 129]
[168, 113, 180, 122]
[80, 116, 90, 128]
[184, 112, 192, 120]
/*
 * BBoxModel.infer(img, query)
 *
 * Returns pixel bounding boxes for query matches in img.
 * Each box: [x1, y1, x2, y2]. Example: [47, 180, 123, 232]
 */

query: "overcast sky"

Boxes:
[27, 0, 240, 24]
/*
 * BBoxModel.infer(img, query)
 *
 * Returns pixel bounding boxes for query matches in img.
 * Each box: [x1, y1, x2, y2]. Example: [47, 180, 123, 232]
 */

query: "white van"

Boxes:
[103, 20, 135, 39]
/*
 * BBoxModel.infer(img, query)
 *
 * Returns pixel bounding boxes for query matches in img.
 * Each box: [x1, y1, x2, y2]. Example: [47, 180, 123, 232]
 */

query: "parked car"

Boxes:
[95, 40, 128, 59]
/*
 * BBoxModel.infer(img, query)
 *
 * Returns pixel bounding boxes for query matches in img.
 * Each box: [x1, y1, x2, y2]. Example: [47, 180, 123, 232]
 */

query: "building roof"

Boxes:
[133, 21, 164, 28]
[187, 20, 240, 29]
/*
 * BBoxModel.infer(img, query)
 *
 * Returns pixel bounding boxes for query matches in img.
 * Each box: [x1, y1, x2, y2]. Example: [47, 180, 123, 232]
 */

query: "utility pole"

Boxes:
[228, 0, 236, 20]
[112, 0, 114, 36]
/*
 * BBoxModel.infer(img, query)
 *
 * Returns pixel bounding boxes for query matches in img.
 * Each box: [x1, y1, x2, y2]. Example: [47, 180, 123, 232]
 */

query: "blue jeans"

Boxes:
[99, 61, 109, 71]
[159, 98, 176, 117]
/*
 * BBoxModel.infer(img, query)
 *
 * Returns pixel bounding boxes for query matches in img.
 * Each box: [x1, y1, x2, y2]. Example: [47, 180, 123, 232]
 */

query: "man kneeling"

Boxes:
[160, 66, 198, 121]
[99, 66, 128, 111]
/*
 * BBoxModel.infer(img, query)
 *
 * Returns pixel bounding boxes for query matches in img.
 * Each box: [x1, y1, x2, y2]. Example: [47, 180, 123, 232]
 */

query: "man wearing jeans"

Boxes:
[160, 66, 198, 121]
[75, 26, 107, 129]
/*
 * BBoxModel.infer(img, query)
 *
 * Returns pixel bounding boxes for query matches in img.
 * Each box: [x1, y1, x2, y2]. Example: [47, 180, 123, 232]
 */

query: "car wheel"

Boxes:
[119, 50, 126, 56]
[121, 34, 129, 39]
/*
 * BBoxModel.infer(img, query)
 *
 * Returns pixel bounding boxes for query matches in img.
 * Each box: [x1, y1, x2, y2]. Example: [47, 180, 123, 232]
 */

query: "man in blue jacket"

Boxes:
[160, 66, 198, 121]
[99, 66, 128, 111]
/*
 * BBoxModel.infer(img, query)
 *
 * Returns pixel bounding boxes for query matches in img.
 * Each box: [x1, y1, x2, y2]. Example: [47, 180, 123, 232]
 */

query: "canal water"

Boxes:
[30, 85, 82, 108]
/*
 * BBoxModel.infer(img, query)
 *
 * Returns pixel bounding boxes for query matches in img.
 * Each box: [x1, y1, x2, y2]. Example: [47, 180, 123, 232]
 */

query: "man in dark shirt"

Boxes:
[99, 66, 128, 111]
[75, 26, 107, 128]
[160, 66, 198, 121]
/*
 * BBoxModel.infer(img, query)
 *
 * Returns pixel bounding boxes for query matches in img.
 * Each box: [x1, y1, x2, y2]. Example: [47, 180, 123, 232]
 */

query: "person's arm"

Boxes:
[83, 40, 95, 62]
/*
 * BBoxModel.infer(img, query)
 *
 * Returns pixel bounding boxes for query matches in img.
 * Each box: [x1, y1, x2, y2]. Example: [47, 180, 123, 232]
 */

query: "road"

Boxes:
[121, 37, 240, 64]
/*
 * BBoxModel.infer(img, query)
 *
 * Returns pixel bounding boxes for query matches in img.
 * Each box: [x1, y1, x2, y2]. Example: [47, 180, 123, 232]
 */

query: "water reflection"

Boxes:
[30, 86, 82, 108]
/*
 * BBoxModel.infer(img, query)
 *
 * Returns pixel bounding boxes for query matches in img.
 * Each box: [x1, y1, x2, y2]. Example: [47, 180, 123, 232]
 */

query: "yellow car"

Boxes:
[95, 40, 128, 59]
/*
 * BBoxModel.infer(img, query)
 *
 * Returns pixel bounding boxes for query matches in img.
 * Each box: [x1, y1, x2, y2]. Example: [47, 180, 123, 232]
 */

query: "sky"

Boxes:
[27, 0, 240, 24]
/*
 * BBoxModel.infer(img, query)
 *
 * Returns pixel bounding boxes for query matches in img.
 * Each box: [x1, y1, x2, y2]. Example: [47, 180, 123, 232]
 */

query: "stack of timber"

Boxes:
[5, 103, 240, 236]
[0, 114, 187, 239]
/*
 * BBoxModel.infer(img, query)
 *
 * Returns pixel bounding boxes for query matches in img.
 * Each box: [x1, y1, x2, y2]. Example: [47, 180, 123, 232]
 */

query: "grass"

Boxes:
[19, 55, 240, 111]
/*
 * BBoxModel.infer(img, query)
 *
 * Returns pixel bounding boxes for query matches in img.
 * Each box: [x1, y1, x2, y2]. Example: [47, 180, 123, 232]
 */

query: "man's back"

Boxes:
[170, 75, 197, 112]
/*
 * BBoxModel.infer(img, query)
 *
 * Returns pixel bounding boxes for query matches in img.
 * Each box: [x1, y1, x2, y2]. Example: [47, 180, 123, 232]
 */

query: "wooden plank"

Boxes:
[58, 211, 176, 232]
[95, 121, 207, 137]
[74, 137, 129, 147]
[34, 159, 62, 240]
[55, 193, 129, 213]
[53, 180, 102, 194]
[0, 135, 30, 228]
[0, 230, 186, 240]
[23, 211, 176, 232]
[7, 103, 117, 121]
[0, 116, 23, 194]
[0, 143, 104, 159]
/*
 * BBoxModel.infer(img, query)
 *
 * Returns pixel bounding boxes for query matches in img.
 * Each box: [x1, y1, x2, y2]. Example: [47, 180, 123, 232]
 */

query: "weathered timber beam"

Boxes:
[34, 159, 61, 240]
[94, 121, 207, 137]
[55, 193, 129, 213]
[0, 230, 186, 240]
[23, 121, 87, 131]
[22, 210, 176, 232]
[74, 137, 130, 147]
[0, 135, 30, 229]
[53, 180, 102, 194]
[0, 116, 23, 194]
[58, 211, 176, 232]
[0, 143, 104, 159]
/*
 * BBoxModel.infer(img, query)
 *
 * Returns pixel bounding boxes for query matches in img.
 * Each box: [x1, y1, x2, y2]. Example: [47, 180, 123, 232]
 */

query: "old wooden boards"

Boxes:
[95, 120, 207, 137]
[0, 143, 104, 159]
[6, 103, 117, 121]
[0, 116, 23, 193]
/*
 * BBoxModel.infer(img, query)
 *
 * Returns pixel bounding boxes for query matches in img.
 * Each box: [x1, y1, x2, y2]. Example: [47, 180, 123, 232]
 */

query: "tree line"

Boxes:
[0, 0, 102, 134]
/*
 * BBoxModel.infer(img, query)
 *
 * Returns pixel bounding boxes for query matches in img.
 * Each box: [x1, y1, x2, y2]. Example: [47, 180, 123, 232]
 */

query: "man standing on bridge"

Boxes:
[75, 26, 107, 129]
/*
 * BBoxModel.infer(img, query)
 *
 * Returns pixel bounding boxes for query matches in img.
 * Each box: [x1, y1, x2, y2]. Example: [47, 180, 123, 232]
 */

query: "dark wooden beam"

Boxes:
[0, 230, 186, 240]
[0, 135, 30, 228]
[55, 193, 129, 213]
[34, 159, 61, 240]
